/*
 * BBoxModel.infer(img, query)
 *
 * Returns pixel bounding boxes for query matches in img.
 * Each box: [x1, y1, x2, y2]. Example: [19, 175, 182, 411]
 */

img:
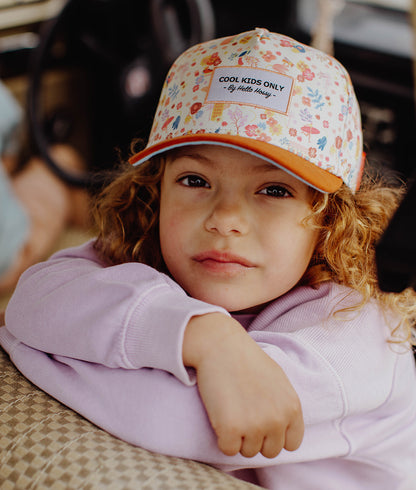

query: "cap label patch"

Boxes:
[206, 66, 293, 113]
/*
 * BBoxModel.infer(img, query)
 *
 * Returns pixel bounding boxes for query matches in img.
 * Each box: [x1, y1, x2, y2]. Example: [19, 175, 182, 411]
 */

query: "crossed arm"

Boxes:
[6, 242, 344, 463]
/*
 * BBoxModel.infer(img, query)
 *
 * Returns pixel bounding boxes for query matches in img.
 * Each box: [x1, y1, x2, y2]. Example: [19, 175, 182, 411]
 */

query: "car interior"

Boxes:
[0, 1, 415, 487]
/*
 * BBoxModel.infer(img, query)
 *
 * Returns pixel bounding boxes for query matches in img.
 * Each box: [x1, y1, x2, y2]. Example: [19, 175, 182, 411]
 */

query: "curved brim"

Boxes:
[129, 133, 343, 193]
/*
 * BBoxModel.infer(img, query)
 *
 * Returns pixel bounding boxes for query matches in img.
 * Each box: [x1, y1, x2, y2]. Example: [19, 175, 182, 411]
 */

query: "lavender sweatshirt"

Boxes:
[1, 240, 415, 490]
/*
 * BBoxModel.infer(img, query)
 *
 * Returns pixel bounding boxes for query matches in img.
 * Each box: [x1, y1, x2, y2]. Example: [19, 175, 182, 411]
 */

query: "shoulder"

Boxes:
[266, 281, 392, 351]
[49, 238, 105, 264]
[254, 282, 367, 333]
[255, 282, 407, 403]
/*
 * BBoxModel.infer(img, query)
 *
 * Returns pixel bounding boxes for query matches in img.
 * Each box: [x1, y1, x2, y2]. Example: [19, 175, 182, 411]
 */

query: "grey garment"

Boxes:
[0, 81, 28, 276]
[0, 164, 29, 275]
[0, 81, 22, 156]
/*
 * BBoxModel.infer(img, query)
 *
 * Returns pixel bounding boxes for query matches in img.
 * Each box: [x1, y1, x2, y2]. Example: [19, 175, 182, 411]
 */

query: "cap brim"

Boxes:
[129, 133, 343, 193]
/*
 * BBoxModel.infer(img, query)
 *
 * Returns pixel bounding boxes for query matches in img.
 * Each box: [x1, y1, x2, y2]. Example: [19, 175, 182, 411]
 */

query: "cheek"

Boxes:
[159, 203, 195, 271]
[291, 224, 318, 261]
[159, 208, 180, 259]
[160, 186, 178, 235]
[262, 216, 318, 271]
[160, 207, 178, 234]
[293, 230, 319, 282]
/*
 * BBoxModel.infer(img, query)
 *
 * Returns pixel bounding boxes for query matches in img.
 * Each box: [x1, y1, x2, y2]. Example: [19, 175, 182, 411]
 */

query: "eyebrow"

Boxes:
[169, 148, 286, 174]
[255, 161, 286, 173]
[169, 149, 212, 164]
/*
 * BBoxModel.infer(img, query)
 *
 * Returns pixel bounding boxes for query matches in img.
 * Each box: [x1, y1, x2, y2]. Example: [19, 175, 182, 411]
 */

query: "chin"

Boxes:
[196, 293, 266, 314]
[190, 292, 242, 312]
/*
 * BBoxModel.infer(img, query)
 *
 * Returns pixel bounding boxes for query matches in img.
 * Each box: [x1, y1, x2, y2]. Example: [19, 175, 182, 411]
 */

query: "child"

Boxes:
[1, 28, 416, 490]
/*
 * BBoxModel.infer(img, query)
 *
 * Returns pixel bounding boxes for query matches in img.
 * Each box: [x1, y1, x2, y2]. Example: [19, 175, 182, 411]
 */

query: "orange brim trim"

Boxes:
[129, 133, 343, 193]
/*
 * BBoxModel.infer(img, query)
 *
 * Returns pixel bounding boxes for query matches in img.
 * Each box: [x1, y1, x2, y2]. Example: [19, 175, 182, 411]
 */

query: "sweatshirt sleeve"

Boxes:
[3, 325, 412, 475]
[0, 328, 350, 471]
[1, 287, 414, 474]
[3, 264, 415, 476]
[4, 240, 229, 385]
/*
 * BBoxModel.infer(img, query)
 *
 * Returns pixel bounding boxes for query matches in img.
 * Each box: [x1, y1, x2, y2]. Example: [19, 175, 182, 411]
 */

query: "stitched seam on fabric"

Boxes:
[292, 334, 352, 456]
[28, 429, 97, 489]
[1, 392, 38, 412]
[120, 283, 173, 368]
[0, 409, 69, 465]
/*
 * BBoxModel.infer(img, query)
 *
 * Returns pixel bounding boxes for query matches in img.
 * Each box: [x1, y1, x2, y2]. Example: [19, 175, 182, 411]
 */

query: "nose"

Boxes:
[204, 194, 250, 236]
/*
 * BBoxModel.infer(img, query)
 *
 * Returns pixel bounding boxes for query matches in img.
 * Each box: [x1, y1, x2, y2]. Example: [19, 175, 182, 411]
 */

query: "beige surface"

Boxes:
[0, 347, 261, 489]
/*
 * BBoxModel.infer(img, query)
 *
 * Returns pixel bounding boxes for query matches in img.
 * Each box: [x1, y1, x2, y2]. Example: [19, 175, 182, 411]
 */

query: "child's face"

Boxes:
[159, 145, 319, 313]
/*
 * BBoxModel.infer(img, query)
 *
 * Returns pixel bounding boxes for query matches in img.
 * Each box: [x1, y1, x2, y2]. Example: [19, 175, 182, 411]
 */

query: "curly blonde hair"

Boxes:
[303, 177, 416, 344]
[93, 154, 416, 344]
[93, 158, 166, 272]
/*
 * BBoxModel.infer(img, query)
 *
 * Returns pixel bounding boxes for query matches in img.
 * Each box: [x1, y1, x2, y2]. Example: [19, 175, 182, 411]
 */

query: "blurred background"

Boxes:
[0, 0, 415, 185]
[0, 0, 415, 297]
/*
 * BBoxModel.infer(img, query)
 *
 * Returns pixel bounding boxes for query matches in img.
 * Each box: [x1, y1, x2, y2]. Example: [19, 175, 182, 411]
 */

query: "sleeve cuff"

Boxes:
[123, 287, 229, 385]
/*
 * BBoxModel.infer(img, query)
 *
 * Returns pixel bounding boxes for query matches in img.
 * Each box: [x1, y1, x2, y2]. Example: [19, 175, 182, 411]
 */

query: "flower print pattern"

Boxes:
[143, 28, 363, 192]
[201, 52, 222, 73]
[317, 136, 327, 151]
[261, 50, 276, 62]
[299, 108, 313, 123]
[229, 107, 249, 135]
[335, 136, 343, 150]
[302, 69, 315, 81]
[190, 103, 202, 115]
[245, 125, 258, 137]
[244, 125, 271, 142]
[243, 55, 259, 68]
[307, 88, 324, 110]
[168, 84, 180, 99]
[266, 117, 282, 136]
[172, 116, 181, 130]
[162, 117, 174, 131]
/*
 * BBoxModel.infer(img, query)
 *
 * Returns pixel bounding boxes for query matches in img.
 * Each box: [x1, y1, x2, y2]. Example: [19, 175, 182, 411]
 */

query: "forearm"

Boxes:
[5, 242, 227, 383]
[183, 313, 247, 367]
[1, 326, 354, 471]
[0, 329, 264, 468]
[183, 313, 304, 458]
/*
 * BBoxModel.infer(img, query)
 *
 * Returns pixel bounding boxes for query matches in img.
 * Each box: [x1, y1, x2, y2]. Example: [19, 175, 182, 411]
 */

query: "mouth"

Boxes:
[192, 250, 256, 275]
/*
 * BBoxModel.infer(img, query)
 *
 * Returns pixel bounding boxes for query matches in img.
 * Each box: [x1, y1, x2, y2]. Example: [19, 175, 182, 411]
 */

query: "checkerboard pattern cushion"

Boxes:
[0, 347, 261, 489]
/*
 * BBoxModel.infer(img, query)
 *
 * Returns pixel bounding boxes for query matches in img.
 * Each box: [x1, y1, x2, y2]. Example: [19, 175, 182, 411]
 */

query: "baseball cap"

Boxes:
[130, 28, 364, 192]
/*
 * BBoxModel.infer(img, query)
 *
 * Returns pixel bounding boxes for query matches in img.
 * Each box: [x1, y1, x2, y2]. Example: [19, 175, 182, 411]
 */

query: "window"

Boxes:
[296, 0, 413, 58]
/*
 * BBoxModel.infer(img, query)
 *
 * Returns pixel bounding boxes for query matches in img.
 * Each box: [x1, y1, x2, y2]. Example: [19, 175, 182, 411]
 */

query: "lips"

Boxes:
[193, 250, 255, 274]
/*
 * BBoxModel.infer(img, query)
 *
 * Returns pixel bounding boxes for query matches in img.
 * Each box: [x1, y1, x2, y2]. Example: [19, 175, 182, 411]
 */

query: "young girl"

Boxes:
[1, 28, 416, 490]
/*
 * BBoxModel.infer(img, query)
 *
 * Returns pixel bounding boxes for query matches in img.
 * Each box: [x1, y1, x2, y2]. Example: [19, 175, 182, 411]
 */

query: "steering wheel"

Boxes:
[28, 0, 215, 188]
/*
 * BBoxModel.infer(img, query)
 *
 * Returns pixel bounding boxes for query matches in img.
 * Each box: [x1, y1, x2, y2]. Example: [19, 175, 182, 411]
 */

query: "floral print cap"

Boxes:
[130, 28, 364, 192]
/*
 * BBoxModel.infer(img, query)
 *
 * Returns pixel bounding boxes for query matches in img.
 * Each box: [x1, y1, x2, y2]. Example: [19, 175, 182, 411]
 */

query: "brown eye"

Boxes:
[180, 175, 209, 188]
[259, 185, 292, 198]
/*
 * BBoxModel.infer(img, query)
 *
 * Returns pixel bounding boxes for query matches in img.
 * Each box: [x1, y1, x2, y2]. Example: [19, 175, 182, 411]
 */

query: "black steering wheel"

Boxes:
[28, 0, 215, 188]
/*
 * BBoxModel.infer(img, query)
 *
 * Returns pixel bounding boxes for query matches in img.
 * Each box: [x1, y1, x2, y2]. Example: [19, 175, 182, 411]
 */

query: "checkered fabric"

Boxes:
[0, 347, 261, 489]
